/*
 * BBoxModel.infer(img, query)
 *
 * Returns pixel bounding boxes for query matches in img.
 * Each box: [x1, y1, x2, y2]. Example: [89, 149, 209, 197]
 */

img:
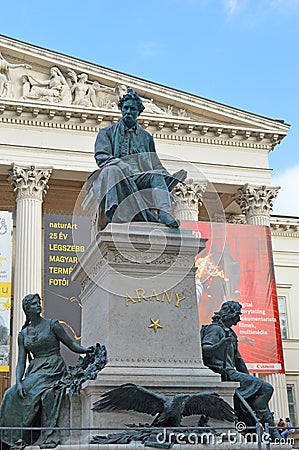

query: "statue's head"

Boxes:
[78, 73, 88, 82]
[22, 293, 42, 315]
[21, 74, 30, 83]
[212, 300, 242, 326]
[118, 87, 145, 116]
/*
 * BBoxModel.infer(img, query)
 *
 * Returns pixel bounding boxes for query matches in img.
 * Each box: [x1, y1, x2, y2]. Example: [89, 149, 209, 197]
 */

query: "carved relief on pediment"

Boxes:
[0, 51, 32, 98]
[0, 50, 190, 118]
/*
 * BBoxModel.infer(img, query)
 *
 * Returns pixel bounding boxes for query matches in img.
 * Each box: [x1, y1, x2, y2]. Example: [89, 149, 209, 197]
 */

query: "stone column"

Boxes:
[235, 183, 280, 227]
[9, 164, 52, 382]
[236, 183, 289, 419]
[259, 373, 290, 419]
[172, 179, 207, 221]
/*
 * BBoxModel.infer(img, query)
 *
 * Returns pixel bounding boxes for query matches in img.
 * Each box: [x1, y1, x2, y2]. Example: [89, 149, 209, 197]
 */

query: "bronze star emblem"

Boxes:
[148, 318, 163, 333]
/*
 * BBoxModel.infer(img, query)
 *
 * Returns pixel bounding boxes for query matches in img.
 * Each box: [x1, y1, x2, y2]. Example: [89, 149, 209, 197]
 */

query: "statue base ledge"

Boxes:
[25, 443, 293, 450]
[82, 365, 233, 389]
[83, 379, 238, 391]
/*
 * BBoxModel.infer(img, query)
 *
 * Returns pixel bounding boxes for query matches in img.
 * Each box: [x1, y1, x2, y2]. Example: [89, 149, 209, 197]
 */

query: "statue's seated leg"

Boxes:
[245, 383, 282, 441]
[159, 211, 180, 228]
[93, 165, 141, 223]
[248, 381, 273, 412]
[234, 393, 281, 441]
[134, 173, 180, 228]
[105, 204, 117, 222]
[234, 392, 259, 428]
[256, 409, 282, 441]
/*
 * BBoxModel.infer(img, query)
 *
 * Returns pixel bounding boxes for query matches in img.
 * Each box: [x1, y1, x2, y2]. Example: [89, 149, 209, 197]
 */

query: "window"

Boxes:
[278, 295, 288, 339]
[287, 385, 296, 426]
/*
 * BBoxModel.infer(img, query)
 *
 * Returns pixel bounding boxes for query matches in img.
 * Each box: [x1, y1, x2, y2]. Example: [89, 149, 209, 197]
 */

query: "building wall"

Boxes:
[0, 36, 296, 419]
[271, 218, 299, 423]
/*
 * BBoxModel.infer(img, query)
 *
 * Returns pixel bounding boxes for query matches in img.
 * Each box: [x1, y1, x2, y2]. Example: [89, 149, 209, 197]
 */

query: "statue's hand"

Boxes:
[117, 160, 133, 177]
[86, 346, 94, 353]
[16, 381, 26, 398]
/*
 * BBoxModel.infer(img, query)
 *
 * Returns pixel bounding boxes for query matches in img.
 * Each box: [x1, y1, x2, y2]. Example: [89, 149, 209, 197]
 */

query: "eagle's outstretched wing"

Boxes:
[92, 383, 166, 416]
[183, 392, 235, 422]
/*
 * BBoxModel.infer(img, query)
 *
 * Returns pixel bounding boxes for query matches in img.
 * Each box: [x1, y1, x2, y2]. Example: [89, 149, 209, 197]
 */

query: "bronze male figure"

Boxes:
[201, 301, 282, 441]
[90, 88, 187, 228]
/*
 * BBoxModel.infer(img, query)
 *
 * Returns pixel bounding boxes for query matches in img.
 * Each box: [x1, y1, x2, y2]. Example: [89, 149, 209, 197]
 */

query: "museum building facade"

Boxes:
[0, 35, 298, 424]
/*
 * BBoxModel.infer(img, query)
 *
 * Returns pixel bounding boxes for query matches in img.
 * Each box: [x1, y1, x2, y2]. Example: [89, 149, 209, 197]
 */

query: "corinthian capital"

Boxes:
[235, 183, 280, 226]
[9, 164, 52, 201]
[172, 179, 207, 221]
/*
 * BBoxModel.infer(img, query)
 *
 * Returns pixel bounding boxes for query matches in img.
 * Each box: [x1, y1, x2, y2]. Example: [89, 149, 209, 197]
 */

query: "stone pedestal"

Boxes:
[72, 223, 238, 430]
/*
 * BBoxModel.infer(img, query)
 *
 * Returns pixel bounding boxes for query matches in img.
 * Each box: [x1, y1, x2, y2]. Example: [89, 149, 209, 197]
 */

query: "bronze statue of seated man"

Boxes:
[88, 88, 187, 228]
[201, 301, 282, 441]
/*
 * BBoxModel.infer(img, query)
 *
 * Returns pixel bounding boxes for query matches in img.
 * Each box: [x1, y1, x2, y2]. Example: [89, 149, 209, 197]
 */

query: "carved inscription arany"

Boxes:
[125, 288, 186, 308]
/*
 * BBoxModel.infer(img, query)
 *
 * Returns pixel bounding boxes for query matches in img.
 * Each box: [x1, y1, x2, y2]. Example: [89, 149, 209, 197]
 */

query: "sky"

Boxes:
[1, 0, 299, 215]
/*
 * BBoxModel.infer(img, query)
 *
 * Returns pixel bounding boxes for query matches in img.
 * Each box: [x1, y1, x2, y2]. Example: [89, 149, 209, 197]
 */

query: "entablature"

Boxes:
[271, 216, 299, 236]
[0, 35, 290, 152]
[0, 98, 286, 150]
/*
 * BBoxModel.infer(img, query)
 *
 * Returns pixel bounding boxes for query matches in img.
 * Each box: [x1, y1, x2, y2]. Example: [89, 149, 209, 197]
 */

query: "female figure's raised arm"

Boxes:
[53, 321, 91, 354]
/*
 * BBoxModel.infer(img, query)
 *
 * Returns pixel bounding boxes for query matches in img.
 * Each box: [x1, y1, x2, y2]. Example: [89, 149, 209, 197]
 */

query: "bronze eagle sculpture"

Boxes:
[92, 383, 235, 426]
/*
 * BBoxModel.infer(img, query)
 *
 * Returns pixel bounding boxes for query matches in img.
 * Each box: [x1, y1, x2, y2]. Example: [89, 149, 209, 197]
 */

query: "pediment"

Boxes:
[0, 35, 289, 148]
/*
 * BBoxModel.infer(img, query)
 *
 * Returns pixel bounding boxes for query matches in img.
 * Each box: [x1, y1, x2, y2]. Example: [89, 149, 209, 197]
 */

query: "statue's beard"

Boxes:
[123, 115, 136, 128]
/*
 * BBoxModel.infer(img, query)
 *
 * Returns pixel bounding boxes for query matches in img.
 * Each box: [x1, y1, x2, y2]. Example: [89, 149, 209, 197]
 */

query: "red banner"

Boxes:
[182, 221, 284, 373]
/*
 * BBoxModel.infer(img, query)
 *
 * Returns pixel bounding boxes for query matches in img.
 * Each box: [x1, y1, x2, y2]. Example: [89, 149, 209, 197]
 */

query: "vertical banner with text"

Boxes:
[182, 221, 284, 373]
[44, 213, 90, 365]
[0, 211, 13, 372]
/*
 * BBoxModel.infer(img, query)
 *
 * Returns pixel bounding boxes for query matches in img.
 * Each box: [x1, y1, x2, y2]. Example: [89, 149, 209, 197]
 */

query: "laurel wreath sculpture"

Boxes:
[57, 343, 107, 396]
